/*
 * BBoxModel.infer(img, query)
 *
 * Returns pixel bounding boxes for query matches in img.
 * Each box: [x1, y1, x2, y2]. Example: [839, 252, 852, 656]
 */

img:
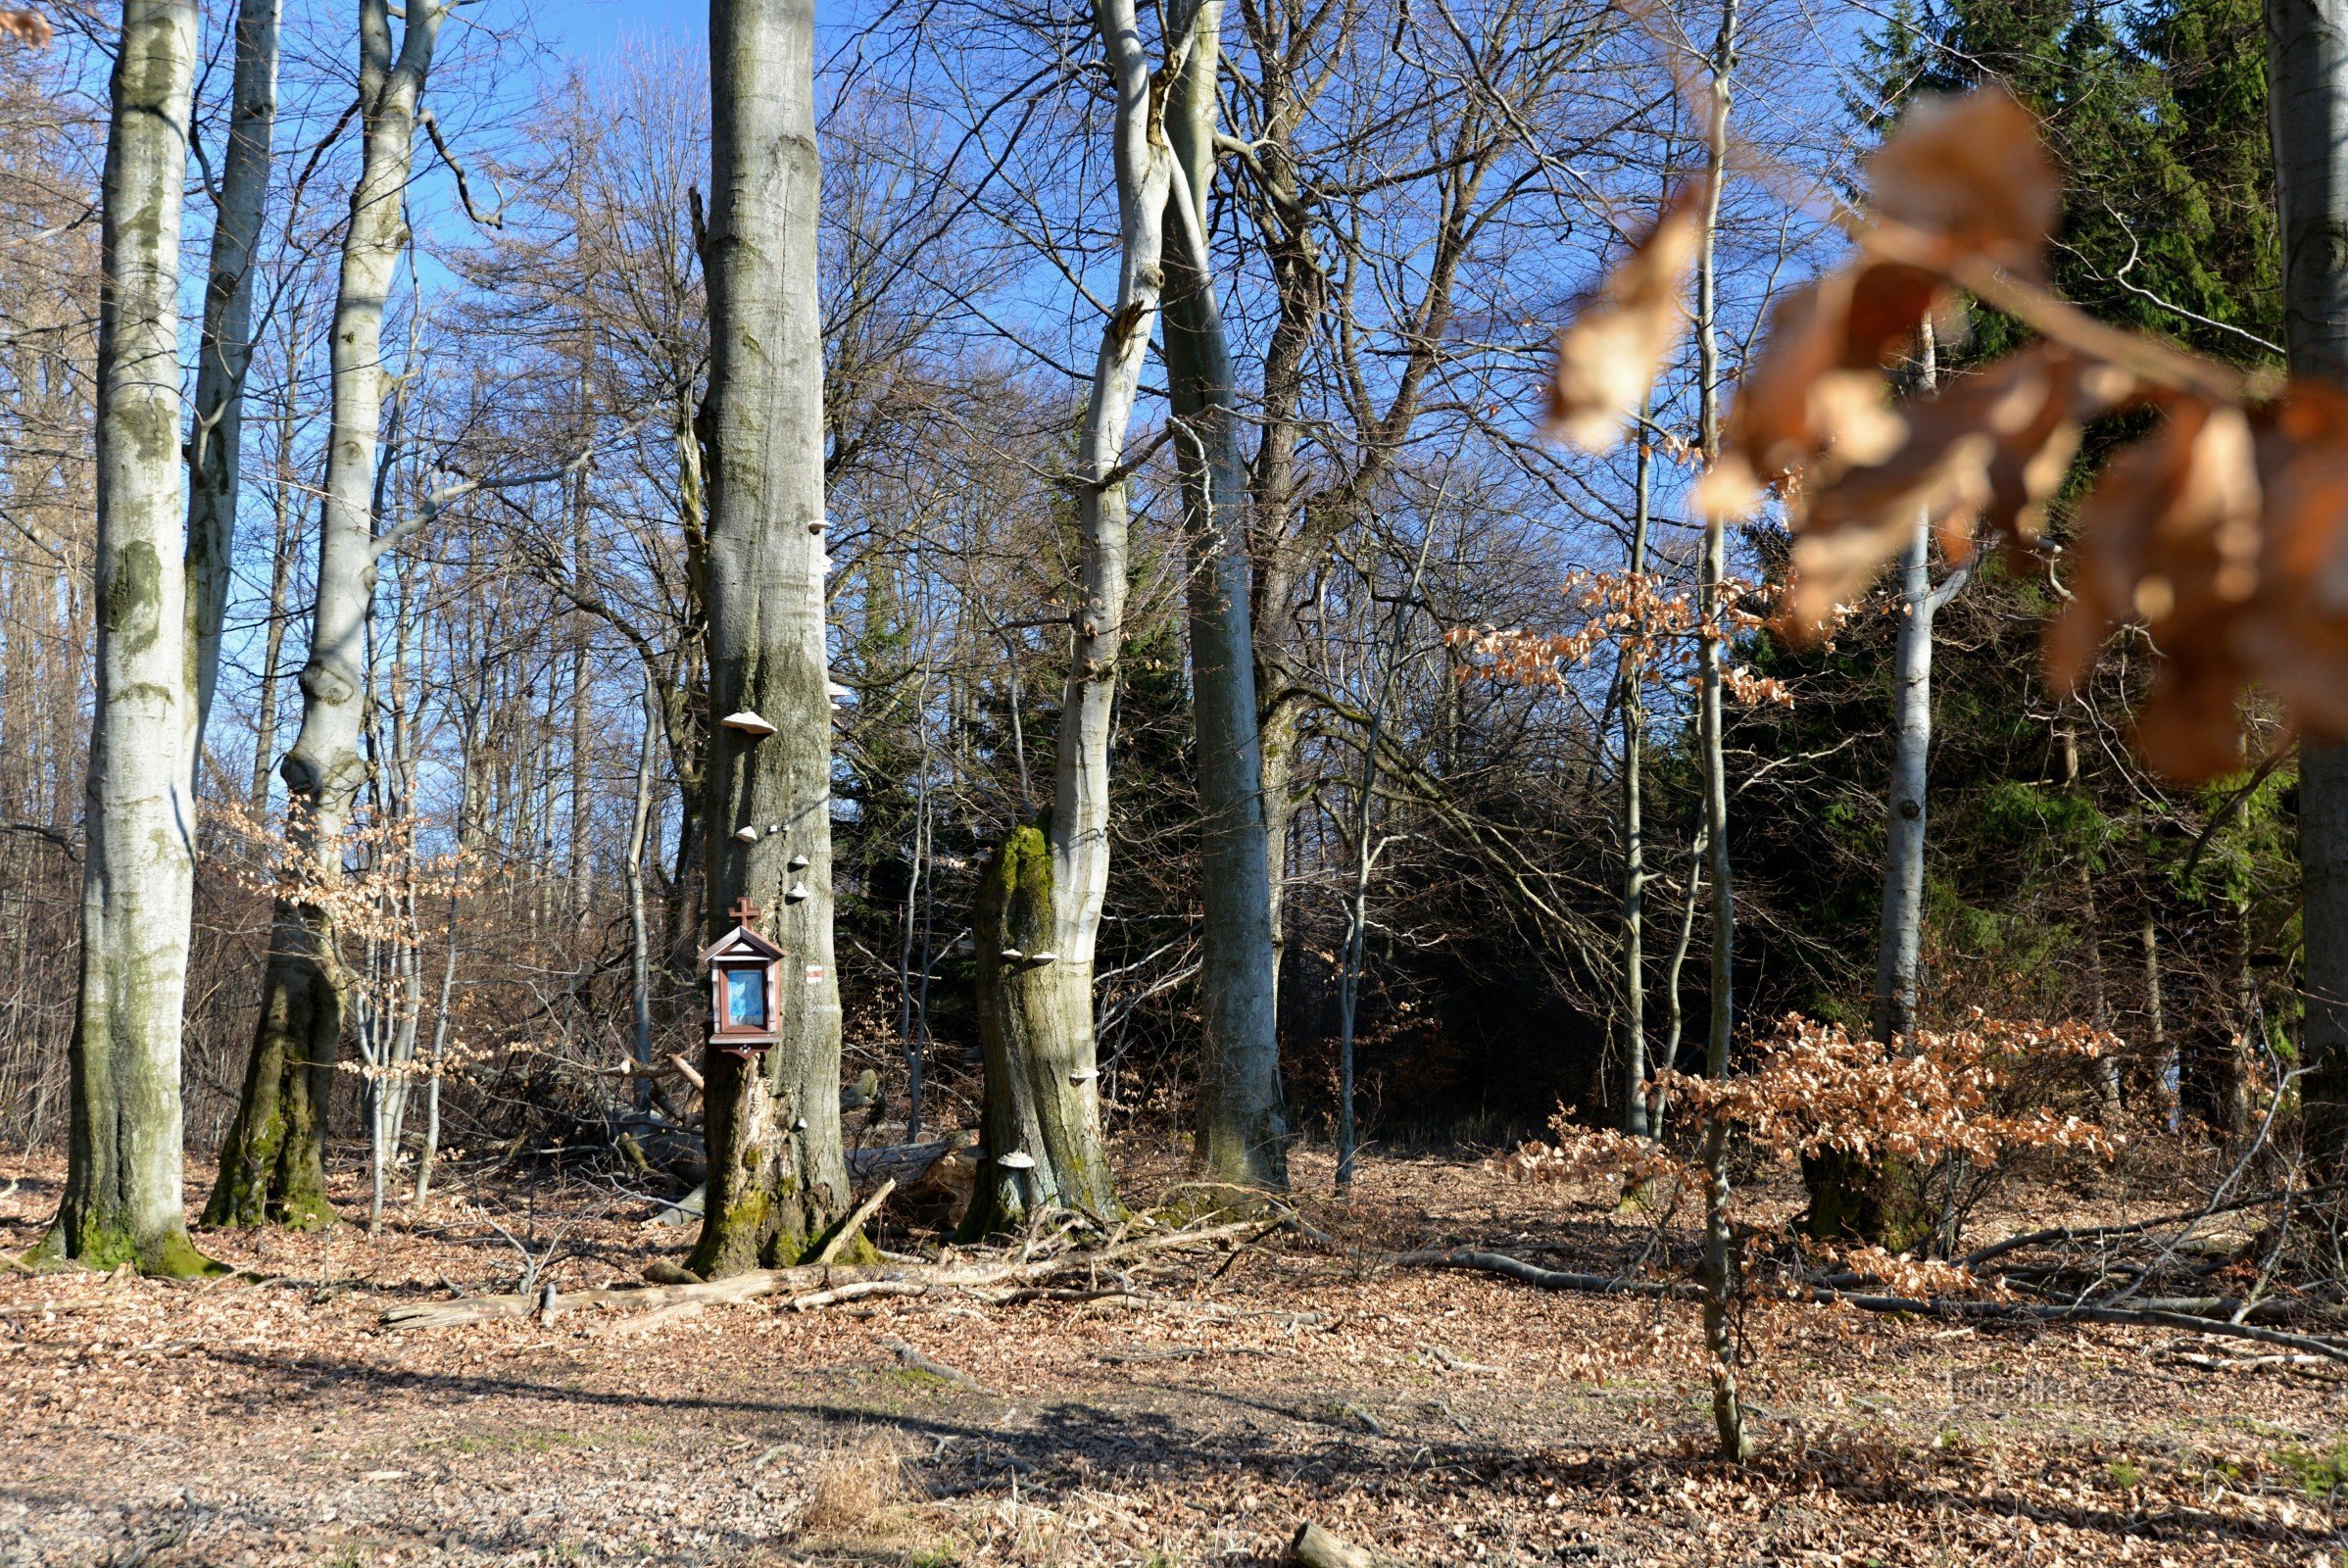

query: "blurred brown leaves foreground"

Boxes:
[1549, 85, 2343, 783]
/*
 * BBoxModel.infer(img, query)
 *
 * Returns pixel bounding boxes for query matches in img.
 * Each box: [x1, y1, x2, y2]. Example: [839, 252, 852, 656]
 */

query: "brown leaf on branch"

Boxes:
[0, 10, 47, 46]
[1543, 176, 1709, 453]
[1696, 263, 1954, 522]
[2048, 395, 2264, 779]
[1864, 86, 2060, 280]
[2235, 385, 2348, 744]
[1776, 345, 2140, 636]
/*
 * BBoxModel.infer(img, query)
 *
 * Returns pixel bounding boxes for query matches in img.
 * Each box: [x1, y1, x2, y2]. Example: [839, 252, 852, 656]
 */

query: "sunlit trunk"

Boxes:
[208, 0, 446, 1229]
[690, 0, 859, 1277]
[184, 0, 281, 794]
[958, 0, 1179, 1235]
[39, 0, 214, 1276]
[1163, 0, 1288, 1193]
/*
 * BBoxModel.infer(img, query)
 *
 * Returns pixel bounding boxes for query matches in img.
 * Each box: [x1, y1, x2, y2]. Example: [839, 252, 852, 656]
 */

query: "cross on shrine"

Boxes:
[729, 897, 763, 924]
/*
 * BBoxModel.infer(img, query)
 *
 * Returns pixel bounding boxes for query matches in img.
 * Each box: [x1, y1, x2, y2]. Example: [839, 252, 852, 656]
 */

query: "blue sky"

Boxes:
[532, 0, 706, 59]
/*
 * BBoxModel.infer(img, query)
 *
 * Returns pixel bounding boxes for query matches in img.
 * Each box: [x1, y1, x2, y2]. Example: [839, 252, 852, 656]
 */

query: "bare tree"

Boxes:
[689, 0, 860, 1277]
[37, 0, 213, 1274]
[184, 0, 281, 782]
[1163, 0, 1289, 1193]
[207, 0, 451, 1229]
[957, 0, 1197, 1236]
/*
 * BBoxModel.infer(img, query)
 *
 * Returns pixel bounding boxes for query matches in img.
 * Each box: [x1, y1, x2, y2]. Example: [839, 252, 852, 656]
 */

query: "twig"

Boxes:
[812, 1179, 895, 1266]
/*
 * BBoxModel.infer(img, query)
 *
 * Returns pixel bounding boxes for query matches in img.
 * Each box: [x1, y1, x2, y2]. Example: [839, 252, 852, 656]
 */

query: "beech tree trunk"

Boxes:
[38, 0, 213, 1275]
[1162, 0, 1288, 1193]
[960, 0, 1179, 1235]
[208, 0, 446, 1230]
[1621, 423, 1653, 1137]
[2269, 0, 2348, 1174]
[1691, 0, 1748, 1461]
[1804, 326, 1979, 1250]
[688, 0, 858, 1278]
[184, 0, 280, 786]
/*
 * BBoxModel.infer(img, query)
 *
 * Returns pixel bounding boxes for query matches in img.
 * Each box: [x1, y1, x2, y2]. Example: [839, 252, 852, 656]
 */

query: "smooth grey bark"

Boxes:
[961, 0, 1186, 1235]
[208, 0, 447, 1230]
[1162, 0, 1288, 1193]
[1807, 333, 1966, 1250]
[689, 0, 858, 1277]
[1867, 330, 1964, 1052]
[626, 674, 658, 1110]
[1621, 423, 1654, 1137]
[39, 0, 214, 1275]
[184, 0, 281, 791]
[1691, 0, 1747, 1461]
[2268, 0, 2348, 1173]
[1334, 526, 1437, 1190]
[249, 400, 300, 810]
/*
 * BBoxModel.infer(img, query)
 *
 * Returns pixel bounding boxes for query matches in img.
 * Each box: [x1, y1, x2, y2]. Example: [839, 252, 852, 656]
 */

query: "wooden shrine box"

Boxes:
[703, 898, 785, 1056]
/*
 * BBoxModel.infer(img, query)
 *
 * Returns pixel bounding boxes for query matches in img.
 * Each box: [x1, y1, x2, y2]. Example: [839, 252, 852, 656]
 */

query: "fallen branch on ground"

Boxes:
[1399, 1248, 2348, 1366]
[384, 1215, 1270, 1329]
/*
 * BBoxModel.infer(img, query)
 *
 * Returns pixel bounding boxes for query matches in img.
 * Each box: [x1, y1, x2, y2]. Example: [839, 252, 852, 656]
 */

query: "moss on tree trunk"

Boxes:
[203, 910, 341, 1230]
[960, 816, 1121, 1240]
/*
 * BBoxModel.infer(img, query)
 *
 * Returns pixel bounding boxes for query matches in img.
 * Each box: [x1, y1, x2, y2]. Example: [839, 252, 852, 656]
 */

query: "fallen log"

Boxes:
[384, 1215, 1269, 1329]
[1290, 1521, 1398, 1568]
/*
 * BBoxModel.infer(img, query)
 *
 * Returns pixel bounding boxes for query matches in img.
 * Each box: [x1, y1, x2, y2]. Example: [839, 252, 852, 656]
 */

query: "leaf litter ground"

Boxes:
[1, 1145, 2341, 1566]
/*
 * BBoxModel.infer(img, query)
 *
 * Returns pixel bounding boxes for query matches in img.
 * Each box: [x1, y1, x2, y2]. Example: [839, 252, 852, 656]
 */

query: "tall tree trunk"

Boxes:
[689, 0, 858, 1277]
[1692, 0, 1748, 1461]
[250, 398, 301, 810]
[1621, 421, 1653, 1138]
[626, 674, 658, 1111]
[1334, 528, 1436, 1190]
[2268, 0, 2348, 1175]
[184, 0, 281, 795]
[207, 0, 446, 1230]
[1162, 0, 1288, 1193]
[959, 0, 1178, 1236]
[1803, 329, 1964, 1250]
[2061, 716, 2123, 1120]
[567, 402, 597, 931]
[37, 0, 214, 1275]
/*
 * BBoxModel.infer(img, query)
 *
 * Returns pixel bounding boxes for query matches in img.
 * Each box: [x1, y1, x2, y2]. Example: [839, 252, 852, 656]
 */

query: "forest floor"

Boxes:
[1, 1140, 2343, 1568]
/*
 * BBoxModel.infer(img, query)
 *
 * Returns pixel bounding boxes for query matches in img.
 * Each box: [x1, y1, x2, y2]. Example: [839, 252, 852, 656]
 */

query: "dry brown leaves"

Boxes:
[2, 1151, 2340, 1565]
[0, 9, 47, 47]
[1450, 568, 1789, 708]
[1504, 1010, 2120, 1193]
[1544, 176, 1710, 451]
[1546, 79, 2348, 779]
